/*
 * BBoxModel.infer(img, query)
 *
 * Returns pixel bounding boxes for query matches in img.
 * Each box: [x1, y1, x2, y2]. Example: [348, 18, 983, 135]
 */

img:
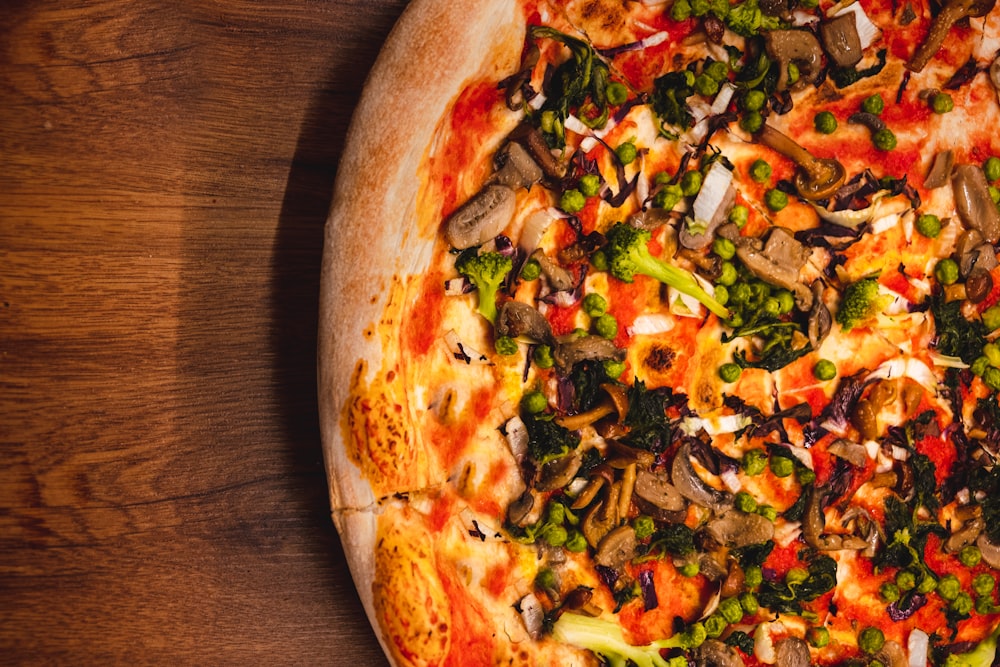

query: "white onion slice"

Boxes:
[444, 330, 493, 366]
[628, 313, 675, 335]
[720, 468, 742, 493]
[907, 629, 928, 667]
[504, 415, 528, 460]
[518, 210, 553, 253]
[710, 82, 736, 115]
[444, 277, 467, 296]
[692, 161, 734, 226]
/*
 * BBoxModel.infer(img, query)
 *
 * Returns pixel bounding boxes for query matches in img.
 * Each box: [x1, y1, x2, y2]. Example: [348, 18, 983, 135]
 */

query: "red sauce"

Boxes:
[403, 270, 447, 357]
[613, 20, 699, 92]
[915, 432, 957, 487]
[607, 274, 657, 348]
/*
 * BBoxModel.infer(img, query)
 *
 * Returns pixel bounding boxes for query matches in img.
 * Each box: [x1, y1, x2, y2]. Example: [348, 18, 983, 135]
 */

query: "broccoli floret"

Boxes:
[835, 277, 891, 331]
[455, 251, 512, 324]
[944, 624, 1000, 666]
[551, 612, 705, 667]
[603, 223, 729, 319]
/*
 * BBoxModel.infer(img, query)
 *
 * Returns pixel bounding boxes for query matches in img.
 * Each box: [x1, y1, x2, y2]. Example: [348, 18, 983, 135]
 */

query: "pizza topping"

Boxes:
[762, 29, 823, 89]
[754, 124, 846, 200]
[952, 164, 1000, 245]
[906, 0, 997, 72]
[444, 184, 516, 249]
[820, 12, 863, 67]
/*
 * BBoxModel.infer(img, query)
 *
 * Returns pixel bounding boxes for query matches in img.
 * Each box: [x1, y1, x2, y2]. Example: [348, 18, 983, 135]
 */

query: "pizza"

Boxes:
[318, 0, 1000, 665]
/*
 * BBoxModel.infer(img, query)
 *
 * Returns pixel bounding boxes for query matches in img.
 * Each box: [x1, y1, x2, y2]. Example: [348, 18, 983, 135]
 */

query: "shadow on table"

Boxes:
[269, 7, 404, 667]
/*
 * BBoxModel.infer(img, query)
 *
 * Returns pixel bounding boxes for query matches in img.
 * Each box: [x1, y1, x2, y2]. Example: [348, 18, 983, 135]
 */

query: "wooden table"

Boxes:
[1, 2, 405, 663]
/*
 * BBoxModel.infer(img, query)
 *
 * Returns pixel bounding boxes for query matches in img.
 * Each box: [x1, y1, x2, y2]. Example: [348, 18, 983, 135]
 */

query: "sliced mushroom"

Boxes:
[594, 525, 638, 569]
[530, 249, 576, 291]
[807, 280, 832, 348]
[583, 482, 621, 548]
[774, 637, 811, 667]
[735, 227, 814, 310]
[828, 438, 869, 467]
[907, 0, 996, 72]
[967, 269, 994, 304]
[706, 509, 775, 548]
[496, 301, 553, 343]
[820, 13, 863, 67]
[944, 515, 985, 553]
[956, 229, 998, 278]
[536, 452, 583, 491]
[872, 640, 907, 667]
[445, 184, 516, 249]
[763, 29, 823, 90]
[494, 141, 542, 190]
[633, 468, 688, 523]
[802, 485, 868, 551]
[977, 532, 1000, 569]
[953, 164, 1000, 244]
[671, 442, 733, 513]
[924, 150, 954, 189]
[693, 639, 746, 667]
[553, 335, 625, 372]
[507, 490, 535, 526]
[509, 122, 566, 180]
[755, 124, 845, 201]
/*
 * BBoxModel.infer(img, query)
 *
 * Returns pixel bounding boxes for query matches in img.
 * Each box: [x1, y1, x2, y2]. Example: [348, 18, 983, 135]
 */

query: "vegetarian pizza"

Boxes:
[318, 0, 1000, 664]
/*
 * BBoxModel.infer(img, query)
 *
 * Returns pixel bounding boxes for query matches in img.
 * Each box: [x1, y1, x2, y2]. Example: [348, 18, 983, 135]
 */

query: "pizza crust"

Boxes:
[319, 1, 527, 664]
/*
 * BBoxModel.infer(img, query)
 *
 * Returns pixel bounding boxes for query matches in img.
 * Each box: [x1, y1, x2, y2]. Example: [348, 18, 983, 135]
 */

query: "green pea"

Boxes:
[973, 356, 991, 376]
[718, 597, 744, 623]
[533, 344, 554, 369]
[712, 237, 736, 260]
[726, 312, 744, 328]
[983, 304, 1000, 331]
[521, 391, 548, 414]
[765, 189, 788, 212]
[716, 261, 738, 287]
[579, 173, 601, 197]
[775, 290, 795, 314]
[606, 81, 629, 106]
[681, 169, 703, 196]
[858, 627, 885, 654]
[544, 524, 568, 547]
[931, 92, 954, 114]
[582, 292, 608, 317]
[520, 259, 541, 281]
[560, 188, 586, 213]
[694, 73, 720, 97]
[974, 573, 996, 597]
[862, 93, 885, 115]
[749, 159, 772, 183]
[770, 454, 794, 478]
[797, 468, 816, 485]
[758, 505, 778, 521]
[735, 491, 758, 513]
[704, 613, 727, 638]
[615, 142, 638, 165]
[564, 530, 588, 552]
[873, 128, 897, 151]
[880, 582, 901, 602]
[743, 565, 763, 589]
[977, 594, 997, 615]
[725, 208, 747, 233]
[813, 358, 837, 381]
[984, 156, 1000, 182]
[495, 336, 519, 356]
[814, 110, 837, 134]
[590, 249, 608, 271]
[935, 258, 960, 285]
[603, 358, 626, 379]
[680, 560, 700, 577]
[787, 62, 800, 85]
[633, 515, 656, 539]
[990, 186, 1000, 204]
[786, 567, 809, 585]
[762, 297, 781, 317]
[983, 366, 1000, 391]
[895, 570, 916, 591]
[808, 626, 830, 648]
[952, 591, 973, 615]
[719, 362, 742, 383]
[739, 592, 759, 615]
[654, 184, 683, 210]
[740, 111, 763, 134]
[743, 89, 766, 112]
[593, 313, 618, 340]
[937, 574, 961, 601]
[714, 284, 730, 306]
[979, 342, 999, 366]
[916, 572, 938, 594]
[704, 60, 730, 82]
[915, 213, 941, 238]
[743, 448, 768, 476]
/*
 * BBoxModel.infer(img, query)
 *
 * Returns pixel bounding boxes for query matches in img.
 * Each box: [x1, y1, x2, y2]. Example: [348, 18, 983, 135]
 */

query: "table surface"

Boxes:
[1, 1, 408, 663]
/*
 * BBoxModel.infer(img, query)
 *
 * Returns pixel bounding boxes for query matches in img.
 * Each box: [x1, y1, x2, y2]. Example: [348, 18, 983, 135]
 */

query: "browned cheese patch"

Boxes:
[373, 507, 451, 667]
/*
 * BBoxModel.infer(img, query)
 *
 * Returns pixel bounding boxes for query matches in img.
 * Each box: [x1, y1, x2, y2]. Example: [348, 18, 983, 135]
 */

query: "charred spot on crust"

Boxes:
[645, 345, 676, 372]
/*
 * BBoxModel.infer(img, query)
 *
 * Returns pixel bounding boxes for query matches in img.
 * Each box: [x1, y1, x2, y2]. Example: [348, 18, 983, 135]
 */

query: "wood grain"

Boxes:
[0, 1, 407, 663]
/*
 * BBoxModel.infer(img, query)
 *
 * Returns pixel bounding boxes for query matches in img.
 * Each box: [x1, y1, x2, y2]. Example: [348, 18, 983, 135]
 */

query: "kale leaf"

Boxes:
[523, 413, 581, 463]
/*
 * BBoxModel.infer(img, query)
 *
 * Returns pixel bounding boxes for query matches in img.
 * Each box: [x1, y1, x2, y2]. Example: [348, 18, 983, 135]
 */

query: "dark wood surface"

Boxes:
[0, 1, 407, 663]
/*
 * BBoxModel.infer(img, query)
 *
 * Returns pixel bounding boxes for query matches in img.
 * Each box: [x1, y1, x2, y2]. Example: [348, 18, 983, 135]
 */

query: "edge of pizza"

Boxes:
[321, 0, 1000, 665]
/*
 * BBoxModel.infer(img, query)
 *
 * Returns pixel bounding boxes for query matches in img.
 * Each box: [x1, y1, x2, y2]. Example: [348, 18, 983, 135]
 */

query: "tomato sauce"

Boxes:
[403, 270, 447, 357]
